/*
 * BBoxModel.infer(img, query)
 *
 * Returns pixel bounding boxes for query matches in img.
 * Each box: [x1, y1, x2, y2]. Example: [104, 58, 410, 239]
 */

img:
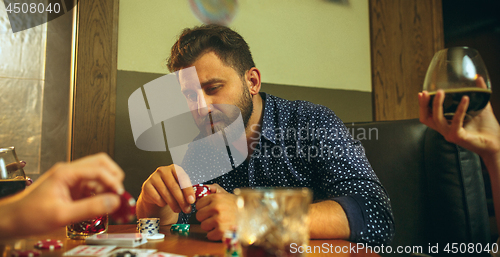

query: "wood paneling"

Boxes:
[71, 0, 119, 160]
[370, 0, 444, 121]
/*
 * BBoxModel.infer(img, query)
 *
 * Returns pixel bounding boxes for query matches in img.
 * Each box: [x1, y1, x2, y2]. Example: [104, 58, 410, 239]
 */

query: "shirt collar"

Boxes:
[259, 92, 277, 144]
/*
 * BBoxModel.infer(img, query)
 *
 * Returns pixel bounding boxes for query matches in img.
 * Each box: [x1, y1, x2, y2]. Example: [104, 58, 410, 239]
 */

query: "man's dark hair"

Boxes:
[167, 24, 255, 77]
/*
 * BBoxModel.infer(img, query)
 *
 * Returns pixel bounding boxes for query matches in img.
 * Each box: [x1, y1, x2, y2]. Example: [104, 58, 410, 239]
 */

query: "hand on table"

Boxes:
[418, 89, 500, 161]
[0, 153, 125, 238]
[139, 164, 195, 215]
[196, 183, 237, 241]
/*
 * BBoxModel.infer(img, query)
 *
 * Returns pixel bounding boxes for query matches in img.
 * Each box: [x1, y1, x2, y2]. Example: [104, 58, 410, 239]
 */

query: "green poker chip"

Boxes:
[170, 224, 190, 230]
[170, 224, 190, 233]
[178, 231, 190, 236]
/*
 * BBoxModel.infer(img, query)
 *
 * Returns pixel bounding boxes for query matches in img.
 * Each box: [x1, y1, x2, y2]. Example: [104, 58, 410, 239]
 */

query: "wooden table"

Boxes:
[0, 225, 380, 257]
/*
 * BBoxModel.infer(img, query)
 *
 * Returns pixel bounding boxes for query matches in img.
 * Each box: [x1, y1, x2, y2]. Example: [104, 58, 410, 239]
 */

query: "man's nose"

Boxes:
[197, 93, 212, 117]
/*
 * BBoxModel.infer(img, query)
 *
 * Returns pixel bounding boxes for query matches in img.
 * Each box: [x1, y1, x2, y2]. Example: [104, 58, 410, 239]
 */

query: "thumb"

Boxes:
[208, 183, 227, 194]
[63, 194, 120, 223]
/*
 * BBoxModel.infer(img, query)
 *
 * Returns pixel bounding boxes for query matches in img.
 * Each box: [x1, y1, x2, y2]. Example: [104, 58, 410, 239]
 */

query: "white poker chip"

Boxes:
[146, 233, 165, 240]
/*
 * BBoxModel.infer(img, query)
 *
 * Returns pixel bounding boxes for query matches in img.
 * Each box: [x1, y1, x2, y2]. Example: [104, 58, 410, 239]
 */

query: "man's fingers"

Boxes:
[451, 96, 469, 132]
[419, 91, 438, 130]
[5, 161, 25, 173]
[60, 193, 120, 224]
[170, 165, 195, 205]
[196, 194, 213, 210]
[183, 187, 195, 205]
[61, 165, 124, 195]
[172, 165, 192, 190]
[432, 90, 447, 129]
[147, 170, 181, 212]
[160, 184, 183, 213]
[207, 183, 226, 194]
[476, 76, 488, 89]
[161, 167, 191, 213]
[199, 216, 217, 232]
[142, 182, 168, 207]
[418, 92, 429, 121]
[57, 154, 125, 195]
[205, 222, 223, 241]
[195, 200, 214, 222]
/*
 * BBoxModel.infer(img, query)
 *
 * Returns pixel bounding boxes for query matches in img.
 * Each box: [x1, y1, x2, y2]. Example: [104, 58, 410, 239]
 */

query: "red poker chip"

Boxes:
[110, 191, 136, 224]
[193, 184, 211, 201]
[11, 250, 41, 257]
[34, 239, 63, 250]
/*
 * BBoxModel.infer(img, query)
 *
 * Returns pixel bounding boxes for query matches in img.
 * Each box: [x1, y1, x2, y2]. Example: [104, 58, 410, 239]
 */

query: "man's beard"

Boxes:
[198, 85, 253, 136]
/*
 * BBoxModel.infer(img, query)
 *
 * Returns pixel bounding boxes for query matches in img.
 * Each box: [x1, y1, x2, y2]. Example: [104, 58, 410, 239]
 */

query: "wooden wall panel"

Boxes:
[72, 0, 119, 160]
[370, 0, 444, 121]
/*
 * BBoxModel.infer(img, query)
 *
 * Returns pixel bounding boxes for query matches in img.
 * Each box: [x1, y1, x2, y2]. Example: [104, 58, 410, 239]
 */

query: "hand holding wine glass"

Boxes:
[420, 47, 500, 246]
[419, 46, 500, 163]
[422, 46, 492, 120]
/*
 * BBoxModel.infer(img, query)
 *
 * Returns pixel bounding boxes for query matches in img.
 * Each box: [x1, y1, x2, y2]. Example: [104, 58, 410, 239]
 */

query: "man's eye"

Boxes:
[206, 85, 220, 93]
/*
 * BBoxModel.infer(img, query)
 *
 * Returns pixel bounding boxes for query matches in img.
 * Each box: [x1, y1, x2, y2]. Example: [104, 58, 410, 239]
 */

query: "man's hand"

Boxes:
[418, 87, 500, 162]
[0, 153, 125, 238]
[196, 183, 237, 241]
[137, 164, 195, 221]
[5, 160, 25, 173]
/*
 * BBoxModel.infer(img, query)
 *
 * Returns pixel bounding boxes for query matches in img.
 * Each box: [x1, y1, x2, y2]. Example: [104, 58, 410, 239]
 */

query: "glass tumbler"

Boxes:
[234, 188, 312, 257]
[67, 214, 108, 239]
[0, 146, 26, 198]
[66, 193, 108, 240]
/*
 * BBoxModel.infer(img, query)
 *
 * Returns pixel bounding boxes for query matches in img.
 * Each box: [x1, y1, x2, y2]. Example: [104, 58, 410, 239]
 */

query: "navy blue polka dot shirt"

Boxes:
[178, 93, 395, 245]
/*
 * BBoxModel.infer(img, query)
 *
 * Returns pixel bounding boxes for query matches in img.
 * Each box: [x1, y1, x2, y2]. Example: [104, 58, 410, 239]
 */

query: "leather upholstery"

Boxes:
[345, 119, 490, 255]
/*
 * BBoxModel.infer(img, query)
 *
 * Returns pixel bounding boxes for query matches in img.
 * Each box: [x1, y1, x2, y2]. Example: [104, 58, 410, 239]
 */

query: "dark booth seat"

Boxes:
[345, 119, 490, 256]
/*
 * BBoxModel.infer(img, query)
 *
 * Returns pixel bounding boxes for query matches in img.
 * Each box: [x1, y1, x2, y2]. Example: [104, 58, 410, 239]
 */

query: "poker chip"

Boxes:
[137, 218, 160, 235]
[177, 231, 190, 237]
[11, 250, 41, 257]
[34, 239, 63, 250]
[110, 191, 136, 224]
[170, 224, 190, 232]
[146, 233, 165, 240]
[170, 224, 190, 236]
[193, 184, 211, 201]
[222, 228, 241, 257]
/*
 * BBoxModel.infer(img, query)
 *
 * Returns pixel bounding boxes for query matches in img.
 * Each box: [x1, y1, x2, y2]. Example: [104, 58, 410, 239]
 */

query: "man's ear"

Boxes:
[245, 67, 261, 96]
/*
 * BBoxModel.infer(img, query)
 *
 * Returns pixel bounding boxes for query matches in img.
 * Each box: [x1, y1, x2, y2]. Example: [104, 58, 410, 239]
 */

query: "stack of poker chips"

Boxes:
[193, 184, 211, 201]
[137, 218, 164, 239]
[222, 228, 241, 257]
[170, 224, 190, 236]
[111, 191, 136, 224]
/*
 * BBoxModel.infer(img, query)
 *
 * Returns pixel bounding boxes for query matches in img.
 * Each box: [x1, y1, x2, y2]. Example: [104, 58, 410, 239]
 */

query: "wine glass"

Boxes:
[423, 46, 492, 120]
[0, 146, 26, 198]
